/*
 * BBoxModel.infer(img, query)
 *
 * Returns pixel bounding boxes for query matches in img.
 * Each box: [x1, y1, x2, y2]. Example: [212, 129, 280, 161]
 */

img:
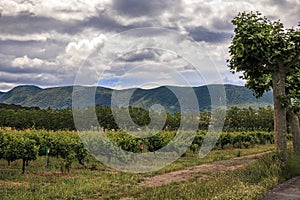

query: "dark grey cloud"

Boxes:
[261, 0, 300, 27]
[0, 40, 66, 59]
[272, 0, 297, 9]
[0, 70, 76, 88]
[104, 64, 134, 76]
[187, 26, 231, 43]
[81, 10, 126, 32]
[0, 0, 297, 91]
[211, 17, 234, 31]
[183, 64, 196, 71]
[103, 50, 163, 77]
[0, 1, 184, 38]
[0, 13, 82, 35]
[0, 10, 156, 37]
[118, 49, 160, 62]
[82, 11, 153, 32]
[0, 72, 53, 85]
[111, 0, 180, 17]
[0, 62, 58, 74]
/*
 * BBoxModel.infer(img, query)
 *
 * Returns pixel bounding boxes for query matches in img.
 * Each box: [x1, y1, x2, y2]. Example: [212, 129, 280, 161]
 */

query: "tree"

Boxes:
[257, 106, 274, 131]
[286, 63, 300, 154]
[228, 11, 300, 160]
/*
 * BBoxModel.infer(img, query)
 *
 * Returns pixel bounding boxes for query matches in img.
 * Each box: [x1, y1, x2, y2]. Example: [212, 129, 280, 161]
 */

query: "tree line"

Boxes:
[0, 103, 274, 132]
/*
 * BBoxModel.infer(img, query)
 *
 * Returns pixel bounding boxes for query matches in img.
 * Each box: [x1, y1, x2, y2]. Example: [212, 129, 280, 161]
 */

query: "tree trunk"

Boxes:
[272, 68, 287, 160]
[287, 108, 300, 155]
[22, 159, 26, 174]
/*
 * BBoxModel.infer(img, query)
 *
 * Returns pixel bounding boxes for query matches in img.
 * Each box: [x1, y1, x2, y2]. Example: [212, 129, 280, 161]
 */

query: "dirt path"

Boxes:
[139, 151, 271, 187]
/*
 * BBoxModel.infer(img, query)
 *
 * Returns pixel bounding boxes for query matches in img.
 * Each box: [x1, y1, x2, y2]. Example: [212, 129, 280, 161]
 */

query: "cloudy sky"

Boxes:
[0, 0, 299, 91]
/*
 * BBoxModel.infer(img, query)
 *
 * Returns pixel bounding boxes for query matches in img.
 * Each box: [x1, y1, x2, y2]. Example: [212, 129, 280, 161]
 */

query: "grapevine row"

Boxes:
[0, 129, 278, 173]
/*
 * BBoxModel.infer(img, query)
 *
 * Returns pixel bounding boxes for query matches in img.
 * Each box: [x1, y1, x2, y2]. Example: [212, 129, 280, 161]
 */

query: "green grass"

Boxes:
[0, 157, 142, 199]
[123, 172, 275, 200]
[0, 144, 280, 200]
[146, 144, 275, 175]
[116, 152, 300, 200]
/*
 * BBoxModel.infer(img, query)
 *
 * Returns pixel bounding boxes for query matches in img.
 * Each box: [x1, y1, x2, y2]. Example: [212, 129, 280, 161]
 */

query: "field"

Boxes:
[2, 129, 299, 199]
[1, 145, 279, 200]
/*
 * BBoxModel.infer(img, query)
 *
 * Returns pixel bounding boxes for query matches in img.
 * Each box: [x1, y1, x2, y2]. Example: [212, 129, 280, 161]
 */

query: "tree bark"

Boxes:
[287, 108, 300, 155]
[272, 68, 287, 160]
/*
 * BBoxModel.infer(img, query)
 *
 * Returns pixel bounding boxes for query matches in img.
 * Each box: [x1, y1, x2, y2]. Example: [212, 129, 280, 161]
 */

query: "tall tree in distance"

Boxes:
[228, 11, 300, 160]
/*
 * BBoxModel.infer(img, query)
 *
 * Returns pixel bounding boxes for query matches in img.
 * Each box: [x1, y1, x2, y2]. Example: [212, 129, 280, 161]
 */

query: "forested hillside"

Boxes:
[0, 84, 273, 112]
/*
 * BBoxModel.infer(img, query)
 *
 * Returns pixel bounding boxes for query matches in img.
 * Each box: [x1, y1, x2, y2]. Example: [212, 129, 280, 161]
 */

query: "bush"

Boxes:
[281, 152, 300, 180]
[241, 152, 283, 184]
[240, 151, 300, 187]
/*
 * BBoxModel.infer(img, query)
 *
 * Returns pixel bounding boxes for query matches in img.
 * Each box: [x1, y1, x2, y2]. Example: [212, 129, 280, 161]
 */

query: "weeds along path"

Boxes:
[139, 151, 272, 187]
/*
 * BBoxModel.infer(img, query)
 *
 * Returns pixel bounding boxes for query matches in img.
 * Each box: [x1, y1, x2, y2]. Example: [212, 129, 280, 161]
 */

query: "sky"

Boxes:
[0, 0, 299, 91]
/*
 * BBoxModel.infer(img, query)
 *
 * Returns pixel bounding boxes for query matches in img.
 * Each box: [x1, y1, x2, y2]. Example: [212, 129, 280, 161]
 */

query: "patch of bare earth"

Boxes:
[139, 151, 271, 187]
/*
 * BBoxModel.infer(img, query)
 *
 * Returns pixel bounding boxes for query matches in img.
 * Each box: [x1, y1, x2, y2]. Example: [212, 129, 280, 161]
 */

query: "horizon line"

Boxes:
[0, 83, 247, 93]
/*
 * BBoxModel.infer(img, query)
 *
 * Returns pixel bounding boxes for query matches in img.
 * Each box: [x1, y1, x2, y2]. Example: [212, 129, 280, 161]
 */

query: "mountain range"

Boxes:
[0, 84, 273, 112]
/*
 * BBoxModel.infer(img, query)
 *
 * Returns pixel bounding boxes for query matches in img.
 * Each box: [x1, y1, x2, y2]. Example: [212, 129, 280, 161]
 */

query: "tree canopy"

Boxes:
[228, 11, 300, 96]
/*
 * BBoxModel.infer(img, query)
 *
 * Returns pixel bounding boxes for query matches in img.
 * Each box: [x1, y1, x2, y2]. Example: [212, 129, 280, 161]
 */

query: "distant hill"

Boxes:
[0, 85, 42, 105]
[0, 84, 273, 112]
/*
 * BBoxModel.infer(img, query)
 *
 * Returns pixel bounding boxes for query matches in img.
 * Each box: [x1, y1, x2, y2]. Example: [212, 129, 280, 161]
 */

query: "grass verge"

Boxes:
[120, 151, 300, 200]
[1, 145, 300, 200]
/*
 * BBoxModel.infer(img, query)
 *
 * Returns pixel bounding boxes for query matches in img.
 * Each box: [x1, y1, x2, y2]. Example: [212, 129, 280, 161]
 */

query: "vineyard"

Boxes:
[1, 7, 300, 199]
[0, 129, 278, 174]
[0, 104, 278, 174]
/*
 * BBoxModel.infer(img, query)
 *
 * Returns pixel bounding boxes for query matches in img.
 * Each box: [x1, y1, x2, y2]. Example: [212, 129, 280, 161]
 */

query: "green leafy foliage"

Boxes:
[0, 103, 275, 132]
[192, 131, 275, 150]
[223, 106, 274, 131]
[228, 11, 300, 158]
[228, 12, 299, 91]
[0, 130, 88, 173]
[0, 131, 39, 173]
[228, 11, 299, 104]
[0, 129, 278, 173]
